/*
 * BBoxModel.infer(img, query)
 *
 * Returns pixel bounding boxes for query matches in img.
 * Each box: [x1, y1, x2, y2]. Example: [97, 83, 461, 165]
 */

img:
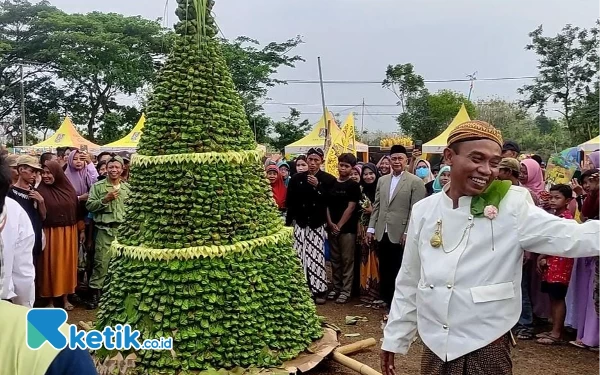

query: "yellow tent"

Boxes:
[422, 104, 471, 154]
[32, 116, 100, 151]
[101, 114, 146, 152]
[579, 135, 600, 152]
[284, 110, 368, 156]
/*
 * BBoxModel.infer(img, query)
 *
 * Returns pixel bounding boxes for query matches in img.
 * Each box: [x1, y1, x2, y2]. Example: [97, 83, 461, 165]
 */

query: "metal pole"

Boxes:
[360, 98, 365, 135]
[20, 64, 26, 146]
[466, 71, 477, 101]
[317, 57, 329, 151]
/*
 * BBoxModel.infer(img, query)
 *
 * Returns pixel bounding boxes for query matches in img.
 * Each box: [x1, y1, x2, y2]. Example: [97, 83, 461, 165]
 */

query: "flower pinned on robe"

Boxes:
[470, 180, 512, 218]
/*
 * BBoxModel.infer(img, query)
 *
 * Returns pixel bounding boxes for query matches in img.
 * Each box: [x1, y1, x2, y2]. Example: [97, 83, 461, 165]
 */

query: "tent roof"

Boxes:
[101, 114, 145, 150]
[579, 135, 599, 152]
[422, 104, 471, 153]
[285, 110, 368, 154]
[32, 117, 100, 150]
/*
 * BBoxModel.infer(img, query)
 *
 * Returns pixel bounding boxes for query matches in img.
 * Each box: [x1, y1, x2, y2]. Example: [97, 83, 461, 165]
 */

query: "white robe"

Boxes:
[382, 185, 600, 361]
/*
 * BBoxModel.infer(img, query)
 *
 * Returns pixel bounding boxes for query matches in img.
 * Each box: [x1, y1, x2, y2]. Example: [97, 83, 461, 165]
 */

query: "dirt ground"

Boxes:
[68, 299, 599, 375]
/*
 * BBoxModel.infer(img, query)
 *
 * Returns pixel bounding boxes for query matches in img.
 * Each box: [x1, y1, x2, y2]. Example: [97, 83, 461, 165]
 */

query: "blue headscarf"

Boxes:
[432, 166, 451, 193]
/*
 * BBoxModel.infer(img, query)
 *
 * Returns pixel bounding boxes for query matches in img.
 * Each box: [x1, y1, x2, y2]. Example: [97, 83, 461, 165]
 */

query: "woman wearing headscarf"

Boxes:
[565, 167, 600, 349]
[413, 159, 435, 196]
[432, 165, 451, 194]
[376, 155, 391, 176]
[265, 164, 287, 213]
[350, 165, 362, 183]
[582, 150, 599, 172]
[519, 158, 553, 321]
[277, 161, 291, 187]
[294, 155, 309, 174]
[357, 163, 381, 303]
[37, 161, 82, 310]
[520, 158, 546, 203]
[64, 150, 98, 201]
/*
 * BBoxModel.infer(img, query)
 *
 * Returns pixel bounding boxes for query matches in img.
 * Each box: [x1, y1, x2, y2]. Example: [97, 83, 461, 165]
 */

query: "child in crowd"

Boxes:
[326, 153, 362, 304]
[536, 184, 576, 345]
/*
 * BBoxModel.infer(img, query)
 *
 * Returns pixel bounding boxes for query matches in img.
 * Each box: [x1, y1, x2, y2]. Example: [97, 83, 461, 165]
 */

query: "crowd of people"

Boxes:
[1, 146, 131, 311]
[0, 122, 598, 374]
[264, 134, 600, 356]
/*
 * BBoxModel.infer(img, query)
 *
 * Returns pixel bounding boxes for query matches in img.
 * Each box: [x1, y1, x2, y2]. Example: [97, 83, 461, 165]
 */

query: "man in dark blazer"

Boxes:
[366, 145, 427, 307]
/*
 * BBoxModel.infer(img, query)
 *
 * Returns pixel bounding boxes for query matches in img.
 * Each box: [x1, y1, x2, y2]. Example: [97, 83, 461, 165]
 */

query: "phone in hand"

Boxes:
[414, 140, 423, 152]
[80, 144, 88, 152]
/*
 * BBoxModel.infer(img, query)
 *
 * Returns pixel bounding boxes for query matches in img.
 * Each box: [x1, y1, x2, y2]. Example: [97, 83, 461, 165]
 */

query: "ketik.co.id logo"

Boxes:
[26, 308, 172, 351]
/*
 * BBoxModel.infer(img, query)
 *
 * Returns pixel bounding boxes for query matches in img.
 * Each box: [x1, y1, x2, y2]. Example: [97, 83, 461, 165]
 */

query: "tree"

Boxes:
[518, 22, 599, 143]
[398, 89, 477, 141]
[382, 63, 425, 111]
[38, 10, 171, 139]
[477, 98, 571, 160]
[95, 105, 141, 145]
[270, 108, 310, 152]
[220, 36, 304, 143]
[570, 83, 599, 141]
[0, 0, 61, 123]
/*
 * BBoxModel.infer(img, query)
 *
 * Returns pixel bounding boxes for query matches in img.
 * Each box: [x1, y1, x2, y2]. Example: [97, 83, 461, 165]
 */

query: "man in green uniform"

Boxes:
[86, 156, 130, 309]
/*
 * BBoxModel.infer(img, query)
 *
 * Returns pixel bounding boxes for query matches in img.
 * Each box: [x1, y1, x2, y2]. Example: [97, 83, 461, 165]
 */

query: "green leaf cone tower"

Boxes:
[95, 0, 322, 372]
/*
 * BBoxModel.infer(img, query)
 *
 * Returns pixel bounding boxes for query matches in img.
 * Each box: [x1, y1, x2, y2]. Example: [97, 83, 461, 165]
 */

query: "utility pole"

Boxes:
[466, 71, 477, 101]
[360, 98, 365, 135]
[317, 57, 329, 152]
[20, 64, 26, 146]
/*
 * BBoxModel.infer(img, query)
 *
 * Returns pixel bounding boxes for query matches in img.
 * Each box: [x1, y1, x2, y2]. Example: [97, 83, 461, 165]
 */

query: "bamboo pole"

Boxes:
[331, 352, 382, 375]
[335, 338, 377, 355]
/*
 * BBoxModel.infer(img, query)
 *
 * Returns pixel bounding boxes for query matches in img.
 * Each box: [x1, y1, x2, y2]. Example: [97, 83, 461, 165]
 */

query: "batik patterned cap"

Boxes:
[447, 120, 503, 148]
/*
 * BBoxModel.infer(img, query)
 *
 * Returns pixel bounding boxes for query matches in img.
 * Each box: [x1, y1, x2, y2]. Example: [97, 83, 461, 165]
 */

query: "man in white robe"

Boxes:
[380, 120, 600, 375]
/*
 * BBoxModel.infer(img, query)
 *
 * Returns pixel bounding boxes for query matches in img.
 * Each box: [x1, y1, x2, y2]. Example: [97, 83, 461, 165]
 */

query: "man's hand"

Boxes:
[328, 222, 340, 235]
[365, 232, 374, 246]
[78, 192, 89, 202]
[307, 175, 318, 187]
[537, 256, 547, 275]
[411, 149, 422, 159]
[28, 190, 44, 203]
[103, 190, 119, 204]
[380, 350, 396, 375]
[401, 233, 407, 245]
[79, 231, 86, 244]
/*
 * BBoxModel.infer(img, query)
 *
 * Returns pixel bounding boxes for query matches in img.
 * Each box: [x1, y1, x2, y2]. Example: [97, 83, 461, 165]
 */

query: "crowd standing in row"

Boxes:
[264, 131, 600, 362]
[1, 147, 130, 311]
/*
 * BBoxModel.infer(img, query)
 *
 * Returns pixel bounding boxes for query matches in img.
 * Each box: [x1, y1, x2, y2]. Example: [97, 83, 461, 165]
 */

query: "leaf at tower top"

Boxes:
[137, 0, 256, 156]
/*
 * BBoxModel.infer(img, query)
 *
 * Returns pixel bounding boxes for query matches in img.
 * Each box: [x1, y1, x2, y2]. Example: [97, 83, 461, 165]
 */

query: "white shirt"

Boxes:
[367, 172, 403, 234]
[1, 197, 35, 307]
[382, 185, 600, 361]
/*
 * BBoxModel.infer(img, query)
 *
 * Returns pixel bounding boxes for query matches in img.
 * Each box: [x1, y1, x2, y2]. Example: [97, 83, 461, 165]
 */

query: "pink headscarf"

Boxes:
[521, 159, 545, 196]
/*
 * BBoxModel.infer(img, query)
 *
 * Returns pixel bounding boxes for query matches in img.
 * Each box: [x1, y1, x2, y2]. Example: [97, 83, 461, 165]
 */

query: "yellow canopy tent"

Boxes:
[100, 114, 146, 152]
[579, 135, 600, 152]
[284, 110, 368, 157]
[32, 116, 100, 152]
[422, 104, 471, 154]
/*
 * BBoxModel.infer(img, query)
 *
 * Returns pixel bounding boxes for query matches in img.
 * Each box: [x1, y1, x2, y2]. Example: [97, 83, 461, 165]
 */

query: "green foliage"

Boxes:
[382, 63, 425, 111]
[97, 1, 321, 372]
[518, 22, 599, 141]
[96, 244, 322, 372]
[270, 108, 311, 153]
[120, 161, 282, 249]
[36, 8, 170, 138]
[95, 106, 141, 145]
[398, 89, 477, 142]
[220, 36, 304, 143]
[570, 83, 599, 142]
[477, 99, 571, 160]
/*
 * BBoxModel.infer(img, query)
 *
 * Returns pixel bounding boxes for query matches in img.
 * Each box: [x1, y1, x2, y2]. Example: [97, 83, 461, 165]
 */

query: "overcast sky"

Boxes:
[46, 0, 598, 132]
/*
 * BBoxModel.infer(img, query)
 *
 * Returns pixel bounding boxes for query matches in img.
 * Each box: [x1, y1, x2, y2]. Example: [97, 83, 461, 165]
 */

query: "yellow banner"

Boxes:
[340, 113, 356, 155]
[325, 113, 357, 177]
